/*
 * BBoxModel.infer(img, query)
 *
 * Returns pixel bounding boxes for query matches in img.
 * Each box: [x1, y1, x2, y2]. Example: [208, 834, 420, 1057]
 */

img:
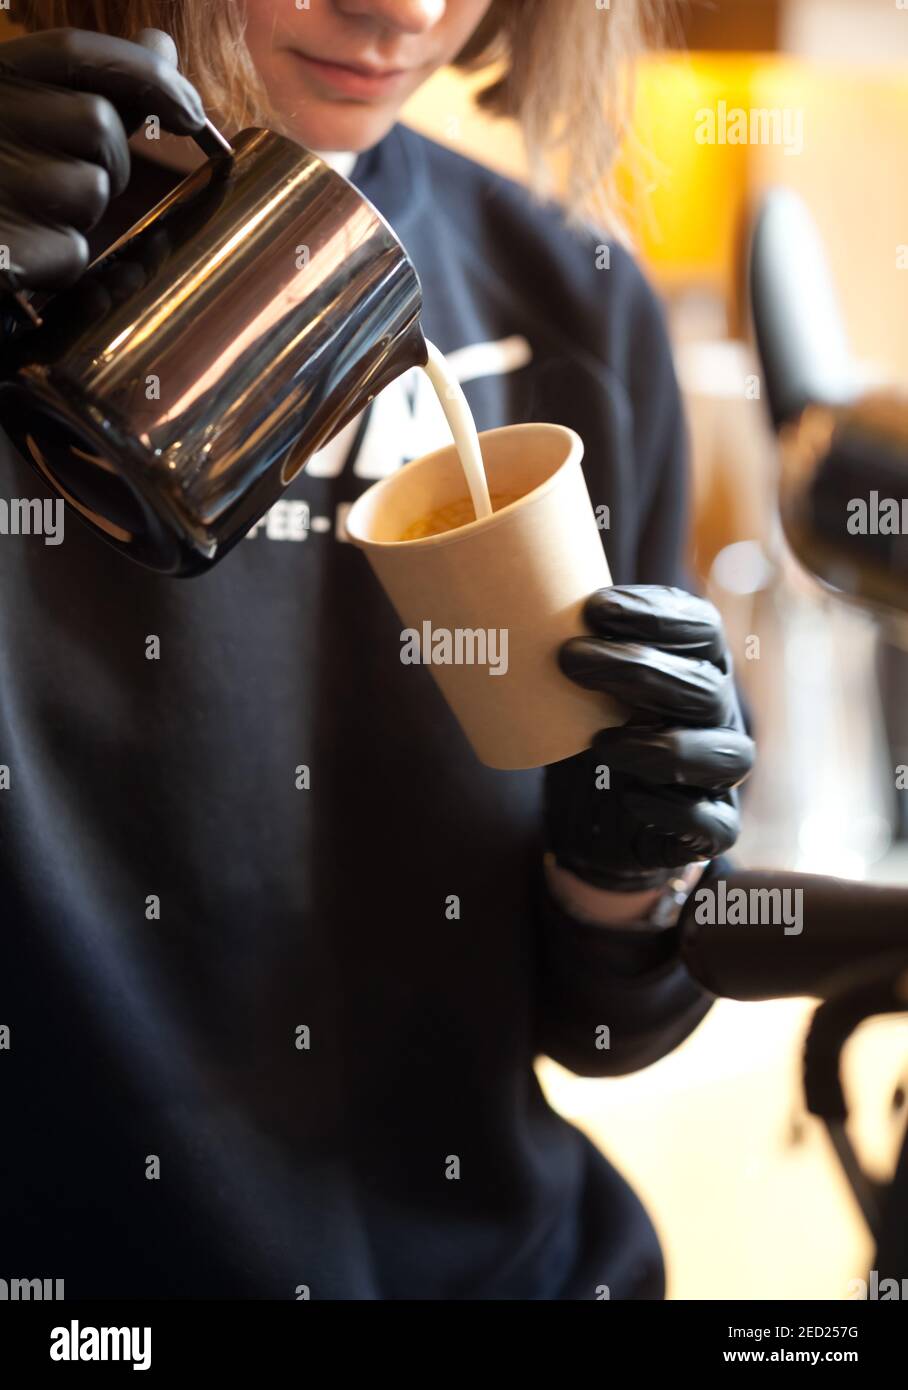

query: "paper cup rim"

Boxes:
[345, 422, 584, 552]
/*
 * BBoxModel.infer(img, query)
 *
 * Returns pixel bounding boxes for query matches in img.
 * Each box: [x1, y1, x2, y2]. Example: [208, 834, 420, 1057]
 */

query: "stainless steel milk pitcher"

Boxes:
[0, 126, 427, 575]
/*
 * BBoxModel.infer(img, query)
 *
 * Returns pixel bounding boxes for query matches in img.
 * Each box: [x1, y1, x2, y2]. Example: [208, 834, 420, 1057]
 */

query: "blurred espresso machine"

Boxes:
[679, 189, 908, 1282]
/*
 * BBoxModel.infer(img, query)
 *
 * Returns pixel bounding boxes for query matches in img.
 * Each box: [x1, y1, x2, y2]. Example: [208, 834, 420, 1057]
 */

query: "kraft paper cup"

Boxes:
[344, 423, 624, 771]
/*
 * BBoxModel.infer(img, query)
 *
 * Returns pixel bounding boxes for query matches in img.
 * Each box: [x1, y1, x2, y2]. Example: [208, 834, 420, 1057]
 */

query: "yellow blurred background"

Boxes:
[405, 47, 908, 582]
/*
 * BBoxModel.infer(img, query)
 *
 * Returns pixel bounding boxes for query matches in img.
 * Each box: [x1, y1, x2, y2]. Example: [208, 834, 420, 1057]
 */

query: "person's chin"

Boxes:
[280, 99, 400, 156]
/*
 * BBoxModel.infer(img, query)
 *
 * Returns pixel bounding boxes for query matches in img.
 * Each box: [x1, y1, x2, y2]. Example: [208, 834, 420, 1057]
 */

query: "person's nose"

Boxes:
[333, 0, 446, 36]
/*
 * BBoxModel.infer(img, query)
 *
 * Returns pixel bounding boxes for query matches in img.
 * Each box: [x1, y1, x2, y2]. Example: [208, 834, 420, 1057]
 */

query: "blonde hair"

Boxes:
[11, 0, 660, 230]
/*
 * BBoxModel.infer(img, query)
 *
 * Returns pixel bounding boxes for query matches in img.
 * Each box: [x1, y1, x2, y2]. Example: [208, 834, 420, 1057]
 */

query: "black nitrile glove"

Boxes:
[0, 27, 205, 293]
[545, 586, 755, 893]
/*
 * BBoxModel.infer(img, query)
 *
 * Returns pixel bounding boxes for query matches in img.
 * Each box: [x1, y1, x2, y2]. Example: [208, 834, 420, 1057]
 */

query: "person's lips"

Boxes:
[291, 52, 414, 99]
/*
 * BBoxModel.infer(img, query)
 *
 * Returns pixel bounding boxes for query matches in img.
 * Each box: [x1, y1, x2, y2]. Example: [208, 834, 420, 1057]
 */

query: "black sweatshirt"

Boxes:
[0, 124, 712, 1299]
